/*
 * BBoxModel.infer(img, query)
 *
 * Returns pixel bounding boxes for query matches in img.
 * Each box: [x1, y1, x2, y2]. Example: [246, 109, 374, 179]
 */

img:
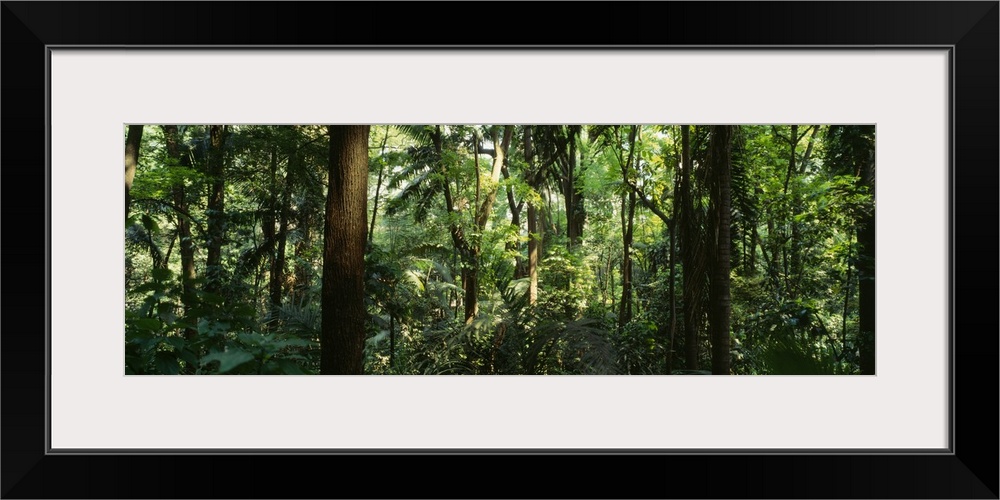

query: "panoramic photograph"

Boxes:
[125, 124, 875, 375]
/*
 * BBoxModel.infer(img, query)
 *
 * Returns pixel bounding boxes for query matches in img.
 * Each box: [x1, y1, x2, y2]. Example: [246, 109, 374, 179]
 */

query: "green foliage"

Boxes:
[126, 124, 874, 376]
[125, 265, 318, 375]
[537, 246, 596, 320]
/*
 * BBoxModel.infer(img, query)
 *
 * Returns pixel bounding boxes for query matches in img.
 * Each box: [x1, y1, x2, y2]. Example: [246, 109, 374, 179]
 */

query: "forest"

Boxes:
[124, 124, 875, 375]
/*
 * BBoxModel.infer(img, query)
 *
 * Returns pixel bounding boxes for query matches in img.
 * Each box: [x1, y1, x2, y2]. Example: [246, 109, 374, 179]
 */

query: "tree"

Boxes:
[163, 125, 197, 339]
[124, 123, 874, 377]
[321, 125, 370, 375]
[205, 125, 227, 293]
[708, 125, 734, 375]
[679, 125, 707, 370]
[124, 125, 144, 218]
[826, 125, 876, 374]
[617, 126, 639, 331]
[524, 126, 540, 304]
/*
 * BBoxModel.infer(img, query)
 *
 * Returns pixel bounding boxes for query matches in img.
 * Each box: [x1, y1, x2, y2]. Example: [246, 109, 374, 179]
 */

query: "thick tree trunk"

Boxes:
[565, 125, 585, 248]
[709, 125, 734, 375]
[679, 126, 701, 370]
[857, 149, 876, 375]
[321, 125, 370, 375]
[205, 125, 227, 294]
[124, 125, 143, 218]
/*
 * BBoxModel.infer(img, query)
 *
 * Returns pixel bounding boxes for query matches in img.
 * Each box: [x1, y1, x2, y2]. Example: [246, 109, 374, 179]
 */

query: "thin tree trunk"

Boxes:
[463, 255, 479, 322]
[389, 314, 396, 371]
[292, 207, 313, 305]
[841, 232, 854, 358]
[124, 125, 144, 218]
[164, 125, 197, 342]
[525, 126, 539, 304]
[618, 126, 638, 331]
[270, 153, 294, 313]
[618, 190, 635, 330]
[667, 154, 680, 374]
[205, 125, 227, 294]
[502, 164, 526, 279]
[321, 125, 370, 375]
[263, 148, 278, 316]
[368, 127, 390, 243]
[464, 126, 513, 322]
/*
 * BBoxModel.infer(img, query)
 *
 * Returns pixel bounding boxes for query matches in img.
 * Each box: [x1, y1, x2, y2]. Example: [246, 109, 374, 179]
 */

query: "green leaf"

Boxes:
[141, 214, 160, 234]
[164, 337, 185, 350]
[151, 268, 173, 282]
[201, 349, 255, 374]
[155, 351, 180, 375]
[131, 318, 162, 332]
[158, 309, 177, 326]
[273, 359, 305, 375]
[177, 348, 199, 367]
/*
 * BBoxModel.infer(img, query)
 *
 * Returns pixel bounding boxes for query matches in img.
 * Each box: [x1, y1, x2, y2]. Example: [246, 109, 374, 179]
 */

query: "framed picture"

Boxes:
[4, 2, 996, 498]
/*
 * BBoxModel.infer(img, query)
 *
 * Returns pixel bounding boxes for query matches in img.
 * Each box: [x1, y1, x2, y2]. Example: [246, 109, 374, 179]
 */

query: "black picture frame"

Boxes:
[3, 2, 996, 498]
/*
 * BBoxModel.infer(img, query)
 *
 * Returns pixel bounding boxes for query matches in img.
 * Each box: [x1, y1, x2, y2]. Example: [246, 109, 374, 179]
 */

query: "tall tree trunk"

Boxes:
[321, 125, 370, 375]
[667, 155, 680, 374]
[524, 126, 539, 304]
[527, 203, 539, 305]
[618, 190, 636, 330]
[124, 125, 143, 218]
[263, 147, 278, 317]
[617, 126, 639, 331]
[502, 164, 526, 279]
[709, 125, 734, 375]
[163, 125, 197, 341]
[788, 125, 820, 295]
[857, 149, 876, 375]
[841, 232, 854, 361]
[463, 254, 479, 322]
[565, 125, 585, 248]
[292, 203, 313, 305]
[679, 126, 702, 370]
[389, 314, 396, 370]
[270, 152, 294, 313]
[463, 126, 513, 322]
[205, 125, 227, 294]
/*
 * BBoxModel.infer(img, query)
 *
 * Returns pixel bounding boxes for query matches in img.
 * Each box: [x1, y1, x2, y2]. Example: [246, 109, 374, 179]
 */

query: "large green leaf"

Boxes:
[131, 318, 162, 332]
[154, 351, 180, 375]
[201, 349, 254, 374]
